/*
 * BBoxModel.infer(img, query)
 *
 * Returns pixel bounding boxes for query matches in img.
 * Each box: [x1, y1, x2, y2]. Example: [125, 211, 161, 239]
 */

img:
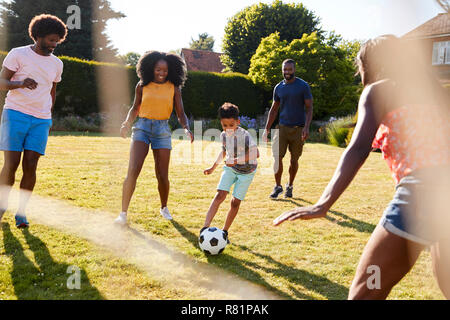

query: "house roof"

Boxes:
[181, 48, 225, 73]
[403, 13, 450, 39]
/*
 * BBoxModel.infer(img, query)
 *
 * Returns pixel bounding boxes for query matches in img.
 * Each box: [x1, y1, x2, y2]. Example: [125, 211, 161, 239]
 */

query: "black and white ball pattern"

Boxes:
[198, 227, 228, 255]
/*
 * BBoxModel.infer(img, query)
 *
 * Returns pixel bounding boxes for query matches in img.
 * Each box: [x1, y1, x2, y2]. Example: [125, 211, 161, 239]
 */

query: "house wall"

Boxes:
[406, 35, 450, 80]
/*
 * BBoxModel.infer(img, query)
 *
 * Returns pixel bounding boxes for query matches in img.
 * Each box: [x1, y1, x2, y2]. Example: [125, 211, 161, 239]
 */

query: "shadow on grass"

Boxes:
[170, 220, 348, 300]
[236, 243, 349, 300]
[272, 197, 375, 234]
[2, 223, 103, 300]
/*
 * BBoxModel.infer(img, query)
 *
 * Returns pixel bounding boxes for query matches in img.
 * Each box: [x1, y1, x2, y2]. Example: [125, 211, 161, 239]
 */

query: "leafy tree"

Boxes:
[337, 38, 363, 65]
[189, 33, 214, 51]
[119, 52, 141, 67]
[221, 0, 321, 74]
[337, 37, 363, 84]
[0, 0, 125, 62]
[249, 32, 361, 119]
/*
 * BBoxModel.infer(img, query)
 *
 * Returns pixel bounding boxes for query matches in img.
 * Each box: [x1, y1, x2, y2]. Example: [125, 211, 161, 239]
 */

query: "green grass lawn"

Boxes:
[0, 136, 444, 299]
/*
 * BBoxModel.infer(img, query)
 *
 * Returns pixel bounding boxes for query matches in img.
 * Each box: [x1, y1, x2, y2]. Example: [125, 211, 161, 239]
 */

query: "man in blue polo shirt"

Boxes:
[263, 59, 313, 199]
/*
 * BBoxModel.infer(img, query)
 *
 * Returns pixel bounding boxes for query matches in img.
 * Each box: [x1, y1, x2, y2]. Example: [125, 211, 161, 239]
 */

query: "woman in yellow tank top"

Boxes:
[115, 51, 194, 224]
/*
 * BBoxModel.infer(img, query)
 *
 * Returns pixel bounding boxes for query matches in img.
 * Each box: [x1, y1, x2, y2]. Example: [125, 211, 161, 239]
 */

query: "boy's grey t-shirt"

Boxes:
[221, 127, 257, 174]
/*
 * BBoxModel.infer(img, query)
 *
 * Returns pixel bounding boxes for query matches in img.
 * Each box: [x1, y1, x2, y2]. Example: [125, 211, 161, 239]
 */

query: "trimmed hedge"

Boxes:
[0, 51, 266, 120]
[55, 56, 137, 118]
[182, 71, 265, 118]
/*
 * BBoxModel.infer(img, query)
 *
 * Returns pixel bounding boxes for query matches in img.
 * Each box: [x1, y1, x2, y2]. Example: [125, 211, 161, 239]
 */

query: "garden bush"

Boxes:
[325, 114, 355, 147]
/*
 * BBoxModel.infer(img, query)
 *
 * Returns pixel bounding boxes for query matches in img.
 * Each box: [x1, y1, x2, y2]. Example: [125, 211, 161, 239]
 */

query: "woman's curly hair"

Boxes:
[136, 51, 187, 87]
[28, 14, 68, 43]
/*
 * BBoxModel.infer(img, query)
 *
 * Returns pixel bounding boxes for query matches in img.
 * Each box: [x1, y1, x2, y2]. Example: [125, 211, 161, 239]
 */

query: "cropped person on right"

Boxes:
[274, 35, 450, 299]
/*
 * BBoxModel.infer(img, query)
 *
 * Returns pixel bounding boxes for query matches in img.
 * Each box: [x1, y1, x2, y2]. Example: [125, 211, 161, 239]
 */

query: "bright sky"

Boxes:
[106, 0, 445, 55]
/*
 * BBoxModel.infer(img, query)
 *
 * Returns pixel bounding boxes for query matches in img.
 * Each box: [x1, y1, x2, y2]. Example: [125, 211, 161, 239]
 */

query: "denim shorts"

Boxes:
[0, 108, 52, 155]
[131, 118, 172, 150]
[217, 166, 256, 201]
[380, 166, 450, 246]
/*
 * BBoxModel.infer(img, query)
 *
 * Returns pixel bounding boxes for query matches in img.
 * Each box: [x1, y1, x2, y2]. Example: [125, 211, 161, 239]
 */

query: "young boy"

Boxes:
[202, 103, 259, 243]
[0, 14, 67, 227]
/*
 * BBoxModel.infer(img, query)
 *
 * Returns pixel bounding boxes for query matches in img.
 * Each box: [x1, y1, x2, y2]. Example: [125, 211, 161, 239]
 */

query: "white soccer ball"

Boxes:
[198, 227, 228, 255]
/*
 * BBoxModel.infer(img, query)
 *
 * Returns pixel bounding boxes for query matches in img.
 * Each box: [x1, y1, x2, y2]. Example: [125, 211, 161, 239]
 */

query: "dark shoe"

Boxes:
[270, 185, 283, 199]
[285, 185, 293, 198]
[15, 215, 29, 228]
[199, 226, 208, 237]
[223, 230, 230, 244]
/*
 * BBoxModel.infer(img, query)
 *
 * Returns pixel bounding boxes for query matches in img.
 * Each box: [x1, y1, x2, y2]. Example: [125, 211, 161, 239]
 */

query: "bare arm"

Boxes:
[263, 100, 280, 142]
[173, 87, 189, 130]
[274, 84, 383, 225]
[50, 82, 57, 113]
[315, 93, 377, 211]
[174, 87, 194, 142]
[302, 98, 313, 141]
[264, 100, 280, 132]
[204, 150, 226, 174]
[0, 66, 37, 91]
[120, 83, 142, 138]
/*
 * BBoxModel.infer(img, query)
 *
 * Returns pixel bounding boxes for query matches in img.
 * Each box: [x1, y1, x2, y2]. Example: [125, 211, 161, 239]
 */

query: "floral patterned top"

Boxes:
[372, 106, 450, 184]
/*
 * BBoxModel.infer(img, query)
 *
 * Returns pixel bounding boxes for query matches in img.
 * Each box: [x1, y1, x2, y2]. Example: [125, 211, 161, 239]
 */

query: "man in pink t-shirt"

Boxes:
[0, 14, 67, 228]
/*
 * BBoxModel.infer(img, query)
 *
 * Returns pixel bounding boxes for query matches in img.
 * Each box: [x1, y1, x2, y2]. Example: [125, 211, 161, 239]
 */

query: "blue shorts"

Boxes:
[380, 166, 450, 246]
[131, 118, 172, 150]
[217, 166, 256, 201]
[0, 109, 52, 155]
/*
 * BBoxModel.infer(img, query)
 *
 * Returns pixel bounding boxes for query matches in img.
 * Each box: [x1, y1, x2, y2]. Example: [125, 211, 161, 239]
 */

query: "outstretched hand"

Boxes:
[273, 205, 327, 226]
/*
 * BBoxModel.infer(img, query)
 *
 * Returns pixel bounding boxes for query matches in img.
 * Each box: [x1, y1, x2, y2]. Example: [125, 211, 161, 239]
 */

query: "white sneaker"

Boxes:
[114, 212, 127, 226]
[160, 207, 172, 220]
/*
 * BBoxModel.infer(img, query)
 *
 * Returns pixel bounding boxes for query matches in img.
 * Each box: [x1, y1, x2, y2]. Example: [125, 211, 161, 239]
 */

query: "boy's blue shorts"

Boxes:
[217, 166, 256, 201]
[131, 118, 172, 150]
[0, 108, 52, 155]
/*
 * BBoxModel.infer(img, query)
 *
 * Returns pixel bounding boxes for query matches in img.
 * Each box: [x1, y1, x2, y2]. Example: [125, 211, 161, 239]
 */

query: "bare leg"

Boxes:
[18, 150, 41, 214]
[274, 156, 283, 186]
[348, 223, 424, 299]
[431, 240, 450, 299]
[152, 148, 171, 209]
[288, 158, 299, 186]
[223, 196, 241, 231]
[0, 151, 21, 210]
[203, 190, 228, 228]
[121, 141, 149, 212]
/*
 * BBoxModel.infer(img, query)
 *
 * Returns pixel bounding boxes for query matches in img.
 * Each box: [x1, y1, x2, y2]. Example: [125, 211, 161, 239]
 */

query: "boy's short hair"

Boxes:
[28, 14, 68, 43]
[218, 102, 240, 120]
